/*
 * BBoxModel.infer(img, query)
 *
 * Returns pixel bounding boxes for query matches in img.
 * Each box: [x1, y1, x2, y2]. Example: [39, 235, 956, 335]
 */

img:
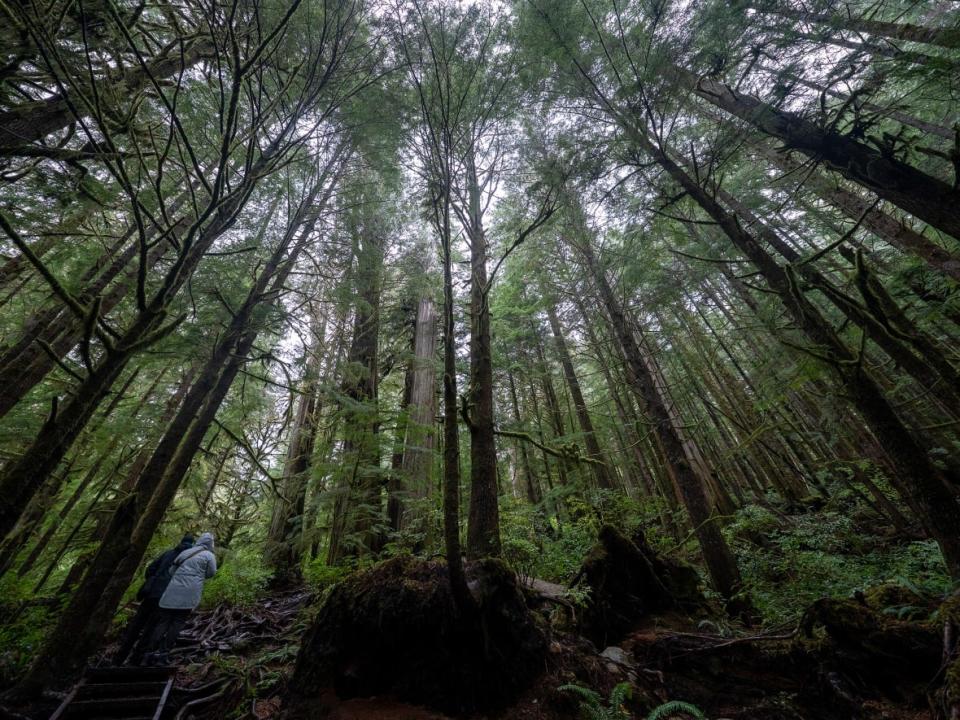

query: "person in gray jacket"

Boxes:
[114, 533, 194, 665]
[143, 532, 217, 666]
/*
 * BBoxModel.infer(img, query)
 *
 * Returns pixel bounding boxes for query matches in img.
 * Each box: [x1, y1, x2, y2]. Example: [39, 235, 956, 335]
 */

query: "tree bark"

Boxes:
[326, 220, 384, 565]
[576, 238, 747, 606]
[264, 308, 326, 585]
[399, 297, 437, 526]
[629, 125, 960, 577]
[675, 65, 960, 239]
[752, 4, 960, 50]
[465, 156, 501, 559]
[545, 302, 615, 490]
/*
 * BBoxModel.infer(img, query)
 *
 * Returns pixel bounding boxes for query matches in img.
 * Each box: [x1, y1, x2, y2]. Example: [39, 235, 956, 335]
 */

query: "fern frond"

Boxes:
[646, 699, 706, 720]
[608, 682, 633, 710]
[558, 683, 603, 708]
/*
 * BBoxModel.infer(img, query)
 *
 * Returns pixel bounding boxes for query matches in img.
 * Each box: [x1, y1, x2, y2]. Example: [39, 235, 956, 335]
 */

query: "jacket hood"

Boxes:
[197, 532, 215, 551]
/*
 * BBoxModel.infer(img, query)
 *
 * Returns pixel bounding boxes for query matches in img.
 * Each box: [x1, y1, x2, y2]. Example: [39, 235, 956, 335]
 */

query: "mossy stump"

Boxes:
[577, 525, 706, 646]
[288, 556, 546, 715]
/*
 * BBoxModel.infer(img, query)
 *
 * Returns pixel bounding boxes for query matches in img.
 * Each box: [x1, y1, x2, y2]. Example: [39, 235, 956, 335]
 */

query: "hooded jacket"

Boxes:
[140, 536, 194, 600]
[158, 533, 217, 610]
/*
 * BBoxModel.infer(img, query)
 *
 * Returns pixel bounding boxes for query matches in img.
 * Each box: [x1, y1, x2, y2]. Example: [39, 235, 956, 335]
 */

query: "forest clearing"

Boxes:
[1, 0, 960, 718]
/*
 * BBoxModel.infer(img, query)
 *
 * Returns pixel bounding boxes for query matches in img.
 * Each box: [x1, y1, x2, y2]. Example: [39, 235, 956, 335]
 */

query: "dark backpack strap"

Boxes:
[173, 546, 205, 568]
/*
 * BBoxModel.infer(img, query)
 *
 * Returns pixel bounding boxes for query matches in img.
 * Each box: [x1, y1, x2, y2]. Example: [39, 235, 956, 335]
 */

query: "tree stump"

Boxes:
[576, 525, 706, 646]
[288, 556, 546, 715]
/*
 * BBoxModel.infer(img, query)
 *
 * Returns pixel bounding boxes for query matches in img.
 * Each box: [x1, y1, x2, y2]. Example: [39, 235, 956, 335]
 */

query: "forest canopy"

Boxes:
[1, 0, 959, 716]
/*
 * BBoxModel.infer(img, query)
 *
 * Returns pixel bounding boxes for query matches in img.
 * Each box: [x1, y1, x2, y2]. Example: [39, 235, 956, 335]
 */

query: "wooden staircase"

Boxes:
[49, 666, 175, 720]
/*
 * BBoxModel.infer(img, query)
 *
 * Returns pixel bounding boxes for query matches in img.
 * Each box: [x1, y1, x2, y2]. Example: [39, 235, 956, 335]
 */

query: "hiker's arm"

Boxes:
[145, 554, 164, 579]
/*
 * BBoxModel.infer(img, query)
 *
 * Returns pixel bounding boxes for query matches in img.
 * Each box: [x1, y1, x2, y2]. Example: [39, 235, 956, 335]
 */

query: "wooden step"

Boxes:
[63, 696, 162, 718]
[83, 667, 174, 683]
[75, 682, 168, 700]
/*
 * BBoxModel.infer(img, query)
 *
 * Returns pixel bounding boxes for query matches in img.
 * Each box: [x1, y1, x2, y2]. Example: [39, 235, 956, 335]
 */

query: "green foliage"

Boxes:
[727, 503, 952, 621]
[559, 682, 633, 720]
[646, 700, 706, 720]
[303, 558, 352, 591]
[499, 497, 591, 582]
[0, 575, 58, 683]
[502, 536, 540, 583]
[201, 547, 271, 608]
[499, 490, 671, 585]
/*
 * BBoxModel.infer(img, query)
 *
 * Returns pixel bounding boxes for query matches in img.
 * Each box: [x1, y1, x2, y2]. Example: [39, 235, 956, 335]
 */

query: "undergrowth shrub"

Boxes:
[201, 546, 270, 608]
[727, 503, 953, 621]
[0, 574, 58, 685]
[303, 557, 351, 590]
[499, 491, 669, 584]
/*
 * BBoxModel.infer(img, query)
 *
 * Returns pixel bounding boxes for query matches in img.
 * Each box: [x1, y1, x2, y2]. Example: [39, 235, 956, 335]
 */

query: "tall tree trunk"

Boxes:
[752, 4, 960, 50]
[545, 302, 615, 490]
[439, 184, 471, 614]
[465, 156, 501, 559]
[576, 238, 748, 608]
[398, 297, 437, 528]
[327, 221, 384, 565]
[264, 308, 326, 585]
[629, 125, 960, 577]
[673, 65, 960, 238]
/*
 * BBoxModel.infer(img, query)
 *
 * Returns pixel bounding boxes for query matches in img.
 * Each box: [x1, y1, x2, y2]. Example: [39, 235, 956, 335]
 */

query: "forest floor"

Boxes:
[77, 577, 951, 720]
[2, 535, 955, 720]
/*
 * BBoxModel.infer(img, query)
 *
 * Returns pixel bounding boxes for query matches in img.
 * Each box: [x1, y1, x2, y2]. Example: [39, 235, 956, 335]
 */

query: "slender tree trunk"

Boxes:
[576, 238, 748, 606]
[507, 371, 540, 504]
[630, 126, 960, 577]
[388, 356, 414, 533]
[545, 302, 615, 490]
[264, 308, 326, 585]
[752, 4, 960, 50]
[674, 65, 960, 238]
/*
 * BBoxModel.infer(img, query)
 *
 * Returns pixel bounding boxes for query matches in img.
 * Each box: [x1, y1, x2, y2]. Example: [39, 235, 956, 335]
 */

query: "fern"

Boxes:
[608, 683, 632, 712]
[558, 683, 604, 710]
[646, 700, 706, 720]
[558, 682, 632, 719]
